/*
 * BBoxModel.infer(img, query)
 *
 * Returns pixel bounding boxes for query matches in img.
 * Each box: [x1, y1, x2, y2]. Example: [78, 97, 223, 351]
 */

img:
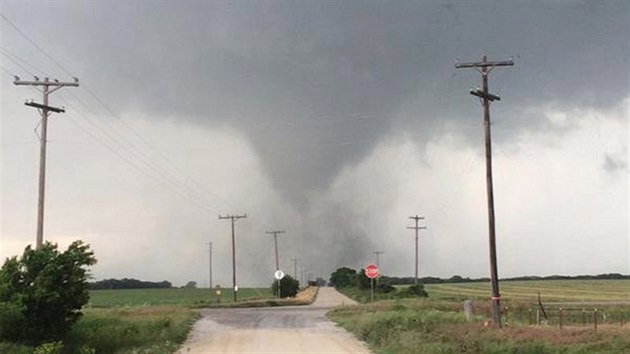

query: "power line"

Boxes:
[54, 93, 219, 213]
[1, 13, 74, 79]
[75, 85, 231, 205]
[0, 46, 48, 76]
[1, 13, 231, 213]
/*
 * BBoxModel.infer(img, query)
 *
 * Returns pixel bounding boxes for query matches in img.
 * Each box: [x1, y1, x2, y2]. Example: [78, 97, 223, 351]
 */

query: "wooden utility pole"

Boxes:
[13, 76, 79, 249]
[290, 257, 298, 280]
[219, 214, 247, 302]
[265, 230, 285, 271]
[373, 251, 384, 285]
[266, 230, 285, 299]
[455, 55, 514, 328]
[208, 241, 213, 289]
[373, 251, 384, 269]
[407, 215, 426, 285]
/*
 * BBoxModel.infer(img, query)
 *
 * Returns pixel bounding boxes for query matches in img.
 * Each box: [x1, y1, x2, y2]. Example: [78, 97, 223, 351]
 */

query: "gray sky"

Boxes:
[1, 1, 628, 287]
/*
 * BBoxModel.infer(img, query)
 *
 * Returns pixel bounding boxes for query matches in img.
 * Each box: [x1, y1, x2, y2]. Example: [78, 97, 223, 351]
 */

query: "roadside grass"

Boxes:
[66, 305, 196, 353]
[328, 298, 630, 354]
[189, 285, 320, 308]
[1, 287, 287, 352]
[88, 287, 272, 308]
[0, 305, 197, 353]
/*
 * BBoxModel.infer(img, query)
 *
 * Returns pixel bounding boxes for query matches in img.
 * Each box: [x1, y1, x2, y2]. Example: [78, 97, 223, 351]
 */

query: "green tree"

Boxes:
[271, 275, 299, 298]
[0, 241, 96, 343]
[329, 267, 357, 288]
[182, 281, 197, 288]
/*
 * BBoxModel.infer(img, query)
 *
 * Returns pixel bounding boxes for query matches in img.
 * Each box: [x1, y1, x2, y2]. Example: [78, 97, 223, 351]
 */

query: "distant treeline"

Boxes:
[383, 273, 630, 285]
[90, 278, 172, 290]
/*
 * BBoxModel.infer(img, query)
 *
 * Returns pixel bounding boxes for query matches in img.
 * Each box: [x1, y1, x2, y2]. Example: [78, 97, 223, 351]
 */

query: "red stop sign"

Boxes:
[365, 264, 379, 279]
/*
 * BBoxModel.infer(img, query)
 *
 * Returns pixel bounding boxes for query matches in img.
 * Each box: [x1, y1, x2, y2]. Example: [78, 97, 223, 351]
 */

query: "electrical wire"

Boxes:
[1, 14, 235, 213]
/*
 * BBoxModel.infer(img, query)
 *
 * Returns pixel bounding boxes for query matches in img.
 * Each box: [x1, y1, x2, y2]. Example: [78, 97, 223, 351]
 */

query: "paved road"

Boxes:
[177, 287, 370, 353]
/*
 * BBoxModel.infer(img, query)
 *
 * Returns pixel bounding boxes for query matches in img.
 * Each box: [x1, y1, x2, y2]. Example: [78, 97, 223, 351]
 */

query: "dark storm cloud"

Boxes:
[2, 0, 628, 282]
[3, 1, 628, 203]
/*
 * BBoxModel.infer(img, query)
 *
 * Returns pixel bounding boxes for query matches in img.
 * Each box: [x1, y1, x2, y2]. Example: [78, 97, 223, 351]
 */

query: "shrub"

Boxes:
[271, 275, 299, 298]
[377, 282, 396, 293]
[0, 301, 26, 341]
[398, 284, 428, 298]
[0, 241, 96, 344]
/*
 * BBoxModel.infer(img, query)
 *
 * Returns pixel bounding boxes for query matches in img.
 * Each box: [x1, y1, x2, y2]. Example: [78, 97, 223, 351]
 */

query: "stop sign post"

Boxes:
[365, 264, 379, 302]
[274, 270, 285, 299]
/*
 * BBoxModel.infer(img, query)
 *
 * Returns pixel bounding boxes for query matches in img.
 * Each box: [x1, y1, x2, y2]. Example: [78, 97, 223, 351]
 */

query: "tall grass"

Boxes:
[65, 306, 196, 353]
[0, 305, 197, 353]
[328, 298, 630, 354]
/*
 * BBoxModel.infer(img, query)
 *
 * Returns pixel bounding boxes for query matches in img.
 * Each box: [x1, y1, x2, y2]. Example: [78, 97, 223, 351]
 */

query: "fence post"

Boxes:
[536, 309, 540, 326]
[581, 308, 586, 325]
[463, 300, 474, 322]
[594, 308, 598, 331]
[559, 308, 563, 330]
[528, 308, 532, 326]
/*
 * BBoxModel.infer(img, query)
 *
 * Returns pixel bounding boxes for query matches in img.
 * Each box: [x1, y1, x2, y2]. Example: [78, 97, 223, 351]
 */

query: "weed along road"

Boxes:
[178, 287, 371, 353]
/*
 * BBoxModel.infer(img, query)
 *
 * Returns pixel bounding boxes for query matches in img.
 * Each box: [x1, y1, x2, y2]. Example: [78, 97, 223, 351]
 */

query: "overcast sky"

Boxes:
[1, 1, 628, 287]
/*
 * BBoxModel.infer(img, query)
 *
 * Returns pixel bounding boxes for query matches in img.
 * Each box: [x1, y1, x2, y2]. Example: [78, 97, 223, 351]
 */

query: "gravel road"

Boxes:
[177, 287, 370, 353]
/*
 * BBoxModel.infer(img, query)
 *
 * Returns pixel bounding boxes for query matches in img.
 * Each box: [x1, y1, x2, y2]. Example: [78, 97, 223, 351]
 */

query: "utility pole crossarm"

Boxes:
[455, 59, 514, 69]
[25, 101, 65, 113]
[14, 78, 79, 87]
[218, 213, 247, 221]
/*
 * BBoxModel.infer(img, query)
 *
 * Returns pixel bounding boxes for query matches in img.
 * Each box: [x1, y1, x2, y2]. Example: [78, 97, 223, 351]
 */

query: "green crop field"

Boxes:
[425, 279, 630, 303]
[88, 287, 273, 307]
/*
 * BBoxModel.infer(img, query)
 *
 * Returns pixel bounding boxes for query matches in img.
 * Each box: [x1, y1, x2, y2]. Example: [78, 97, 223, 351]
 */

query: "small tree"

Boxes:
[0, 241, 96, 343]
[182, 281, 197, 288]
[271, 275, 299, 298]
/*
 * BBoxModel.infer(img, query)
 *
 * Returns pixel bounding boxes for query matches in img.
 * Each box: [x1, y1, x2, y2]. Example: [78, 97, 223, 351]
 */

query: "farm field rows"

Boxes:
[425, 279, 630, 303]
[88, 287, 273, 307]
